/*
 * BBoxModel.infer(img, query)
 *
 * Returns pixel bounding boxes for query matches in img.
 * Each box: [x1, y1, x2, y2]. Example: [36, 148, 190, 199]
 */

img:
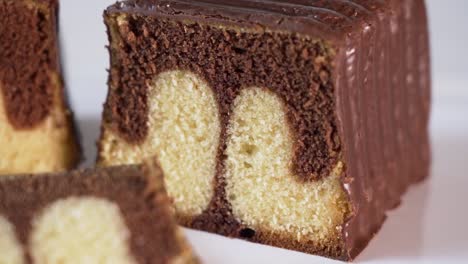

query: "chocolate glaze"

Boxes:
[0, 165, 190, 264]
[335, 0, 431, 258]
[102, 0, 431, 260]
[110, 0, 385, 39]
[0, 0, 58, 129]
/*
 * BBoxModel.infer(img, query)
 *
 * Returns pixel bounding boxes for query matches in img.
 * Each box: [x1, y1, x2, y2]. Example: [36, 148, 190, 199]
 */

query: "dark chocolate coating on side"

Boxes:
[102, 0, 431, 260]
[0, 165, 185, 264]
[335, 0, 431, 256]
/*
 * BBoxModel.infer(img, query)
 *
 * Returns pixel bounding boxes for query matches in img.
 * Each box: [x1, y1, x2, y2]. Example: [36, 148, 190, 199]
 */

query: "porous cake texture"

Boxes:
[98, 0, 431, 260]
[0, 0, 80, 174]
[0, 163, 200, 264]
[101, 70, 220, 216]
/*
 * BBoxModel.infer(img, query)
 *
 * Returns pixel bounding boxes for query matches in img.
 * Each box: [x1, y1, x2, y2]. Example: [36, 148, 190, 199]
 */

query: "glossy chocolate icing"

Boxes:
[335, 0, 431, 256]
[109, 0, 386, 40]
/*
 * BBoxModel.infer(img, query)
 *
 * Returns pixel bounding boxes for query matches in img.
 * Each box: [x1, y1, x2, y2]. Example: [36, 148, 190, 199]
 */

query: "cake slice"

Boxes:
[0, 162, 200, 264]
[0, 0, 80, 174]
[98, 0, 431, 260]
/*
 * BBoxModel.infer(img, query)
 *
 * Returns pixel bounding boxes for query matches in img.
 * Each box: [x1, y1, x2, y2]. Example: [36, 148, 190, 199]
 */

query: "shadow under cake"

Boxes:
[97, 0, 431, 260]
[0, 0, 80, 174]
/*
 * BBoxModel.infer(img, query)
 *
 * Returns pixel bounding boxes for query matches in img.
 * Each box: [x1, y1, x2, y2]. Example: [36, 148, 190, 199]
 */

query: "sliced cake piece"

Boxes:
[98, 0, 431, 260]
[0, 0, 80, 174]
[0, 162, 200, 264]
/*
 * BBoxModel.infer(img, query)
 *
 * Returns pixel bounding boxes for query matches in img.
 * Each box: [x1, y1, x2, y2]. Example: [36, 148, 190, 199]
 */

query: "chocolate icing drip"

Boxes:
[0, 0, 59, 129]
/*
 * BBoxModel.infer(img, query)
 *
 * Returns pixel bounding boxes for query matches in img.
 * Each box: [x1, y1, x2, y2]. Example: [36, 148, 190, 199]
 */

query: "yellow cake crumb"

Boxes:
[30, 197, 136, 264]
[0, 75, 79, 175]
[225, 88, 349, 244]
[100, 70, 220, 216]
[0, 215, 25, 264]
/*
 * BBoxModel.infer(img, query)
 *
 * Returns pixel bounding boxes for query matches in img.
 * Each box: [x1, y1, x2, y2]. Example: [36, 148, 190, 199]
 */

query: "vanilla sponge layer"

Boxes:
[100, 70, 221, 216]
[0, 197, 137, 264]
[225, 88, 349, 243]
[0, 215, 24, 264]
[0, 78, 78, 175]
[30, 197, 136, 264]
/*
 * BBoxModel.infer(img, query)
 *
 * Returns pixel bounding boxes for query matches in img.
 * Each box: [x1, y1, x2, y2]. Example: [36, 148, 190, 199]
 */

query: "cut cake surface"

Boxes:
[0, 0, 81, 174]
[98, 0, 431, 260]
[0, 163, 200, 264]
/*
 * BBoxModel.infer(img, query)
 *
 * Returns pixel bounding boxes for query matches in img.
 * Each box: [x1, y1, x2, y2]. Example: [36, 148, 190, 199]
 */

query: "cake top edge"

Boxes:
[0, 164, 168, 209]
[106, 0, 391, 40]
[0, 165, 142, 181]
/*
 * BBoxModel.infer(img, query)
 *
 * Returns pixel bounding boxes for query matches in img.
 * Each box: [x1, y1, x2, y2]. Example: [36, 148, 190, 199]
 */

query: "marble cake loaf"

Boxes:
[98, 0, 431, 260]
[0, 0, 80, 174]
[0, 163, 199, 264]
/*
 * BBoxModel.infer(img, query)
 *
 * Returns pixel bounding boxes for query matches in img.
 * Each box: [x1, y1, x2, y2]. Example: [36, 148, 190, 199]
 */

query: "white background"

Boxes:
[58, 1, 468, 263]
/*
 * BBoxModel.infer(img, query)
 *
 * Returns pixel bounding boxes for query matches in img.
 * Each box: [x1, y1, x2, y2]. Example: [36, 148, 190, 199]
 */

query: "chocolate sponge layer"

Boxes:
[0, 0, 58, 128]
